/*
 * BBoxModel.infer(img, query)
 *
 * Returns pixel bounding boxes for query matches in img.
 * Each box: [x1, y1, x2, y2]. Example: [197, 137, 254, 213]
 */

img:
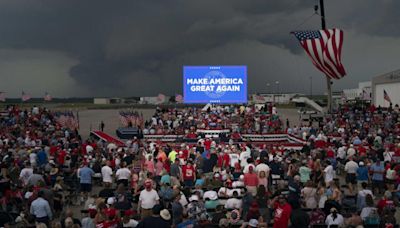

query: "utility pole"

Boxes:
[319, 0, 332, 113]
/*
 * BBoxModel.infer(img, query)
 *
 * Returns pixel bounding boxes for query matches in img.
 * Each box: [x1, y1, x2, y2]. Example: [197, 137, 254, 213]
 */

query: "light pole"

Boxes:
[310, 76, 313, 99]
[275, 81, 280, 103]
[266, 83, 270, 94]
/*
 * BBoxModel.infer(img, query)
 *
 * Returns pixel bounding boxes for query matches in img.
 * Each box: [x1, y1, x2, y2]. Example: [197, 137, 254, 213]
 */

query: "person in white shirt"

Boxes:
[360, 194, 378, 221]
[101, 161, 113, 184]
[20, 162, 34, 187]
[336, 146, 346, 161]
[324, 161, 335, 187]
[218, 187, 242, 198]
[229, 152, 240, 168]
[232, 175, 245, 188]
[138, 180, 160, 218]
[239, 148, 251, 168]
[255, 163, 271, 176]
[346, 144, 356, 159]
[325, 208, 344, 227]
[383, 148, 394, 162]
[29, 152, 37, 167]
[344, 157, 359, 193]
[225, 191, 242, 209]
[357, 183, 374, 211]
[203, 190, 218, 201]
[243, 163, 256, 174]
[116, 162, 131, 187]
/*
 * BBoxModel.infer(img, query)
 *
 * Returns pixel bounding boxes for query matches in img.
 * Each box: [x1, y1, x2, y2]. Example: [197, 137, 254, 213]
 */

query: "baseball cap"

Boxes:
[249, 219, 259, 227]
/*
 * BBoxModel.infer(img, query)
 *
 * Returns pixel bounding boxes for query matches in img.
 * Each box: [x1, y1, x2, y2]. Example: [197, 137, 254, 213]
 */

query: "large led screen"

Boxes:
[183, 66, 247, 104]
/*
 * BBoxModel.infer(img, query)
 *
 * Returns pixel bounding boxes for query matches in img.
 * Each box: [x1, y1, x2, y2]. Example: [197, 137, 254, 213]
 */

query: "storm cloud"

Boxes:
[0, 0, 399, 97]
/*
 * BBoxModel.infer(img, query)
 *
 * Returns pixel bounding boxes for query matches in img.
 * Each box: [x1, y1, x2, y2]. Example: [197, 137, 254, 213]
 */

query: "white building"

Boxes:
[342, 81, 371, 101]
[254, 93, 303, 104]
[139, 96, 169, 104]
[93, 98, 110, 104]
[372, 69, 400, 107]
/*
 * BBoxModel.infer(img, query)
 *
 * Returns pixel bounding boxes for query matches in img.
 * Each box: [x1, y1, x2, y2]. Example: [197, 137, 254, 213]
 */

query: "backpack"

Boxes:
[364, 208, 380, 225]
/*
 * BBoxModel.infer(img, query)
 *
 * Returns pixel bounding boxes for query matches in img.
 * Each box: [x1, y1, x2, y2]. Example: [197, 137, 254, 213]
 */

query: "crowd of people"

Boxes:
[142, 105, 282, 135]
[0, 103, 399, 228]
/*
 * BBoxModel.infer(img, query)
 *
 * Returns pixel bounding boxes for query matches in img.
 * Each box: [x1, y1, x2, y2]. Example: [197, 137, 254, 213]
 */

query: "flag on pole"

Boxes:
[384, 89, 392, 103]
[44, 92, 52, 101]
[292, 29, 346, 79]
[362, 89, 371, 100]
[21, 91, 31, 102]
[341, 91, 346, 102]
[175, 94, 183, 103]
[157, 93, 166, 103]
[0, 92, 5, 102]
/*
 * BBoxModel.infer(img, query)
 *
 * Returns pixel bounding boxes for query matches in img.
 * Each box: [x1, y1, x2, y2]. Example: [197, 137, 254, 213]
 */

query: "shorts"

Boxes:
[80, 183, 92, 192]
[184, 180, 194, 187]
[372, 180, 384, 190]
[117, 179, 129, 187]
[345, 173, 356, 184]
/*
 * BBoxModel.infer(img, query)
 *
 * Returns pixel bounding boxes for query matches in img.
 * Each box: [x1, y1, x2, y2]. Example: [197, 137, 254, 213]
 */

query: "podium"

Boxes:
[116, 127, 143, 139]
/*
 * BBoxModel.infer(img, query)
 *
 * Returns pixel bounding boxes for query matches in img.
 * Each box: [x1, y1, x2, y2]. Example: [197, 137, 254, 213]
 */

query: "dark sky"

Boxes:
[0, 0, 399, 97]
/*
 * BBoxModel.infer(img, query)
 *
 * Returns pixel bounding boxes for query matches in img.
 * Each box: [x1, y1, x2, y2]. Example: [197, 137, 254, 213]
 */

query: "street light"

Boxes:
[266, 83, 270, 94]
[275, 81, 280, 94]
[275, 81, 280, 103]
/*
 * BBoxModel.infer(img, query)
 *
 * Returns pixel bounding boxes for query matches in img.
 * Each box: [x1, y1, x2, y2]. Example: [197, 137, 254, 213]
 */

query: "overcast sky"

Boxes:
[0, 0, 399, 97]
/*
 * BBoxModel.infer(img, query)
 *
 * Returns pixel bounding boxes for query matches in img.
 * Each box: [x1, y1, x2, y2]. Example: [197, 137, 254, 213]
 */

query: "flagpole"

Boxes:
[319, 0, 333, 114]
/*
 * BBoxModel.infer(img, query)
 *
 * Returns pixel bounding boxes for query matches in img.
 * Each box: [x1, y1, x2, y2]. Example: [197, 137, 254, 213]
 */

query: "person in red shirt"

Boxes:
[244, 166, 258, 196]
[182, 160, 196, 187]
[357, 145, 367, 157]
[101, 208, 120, 228]
[217, 151, 229, 169]
[57, 149, 67, 165]
[377, 192, 395, 215]
[204, 139, 211, 151]
[272, 195, 292, 228]
[326, 147, 335, 158]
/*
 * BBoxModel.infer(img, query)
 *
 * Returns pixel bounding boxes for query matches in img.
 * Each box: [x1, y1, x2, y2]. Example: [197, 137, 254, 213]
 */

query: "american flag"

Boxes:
[44, 92, 52, 101]
[119, 111, 143, 127]
[157, 93, 166, 103]
[21, 91, 31, 102]
[0, 92, 5, 102]
[54, 111, 78, 129]
[175, 94, 183, 103]
[362, 89, 371, 100]
[292, 29, 346, 79]
[384, 90, 392, 103]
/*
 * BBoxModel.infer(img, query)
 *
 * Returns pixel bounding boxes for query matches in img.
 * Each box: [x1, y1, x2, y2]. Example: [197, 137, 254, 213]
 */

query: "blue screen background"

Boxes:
[183, 66, 247, 104]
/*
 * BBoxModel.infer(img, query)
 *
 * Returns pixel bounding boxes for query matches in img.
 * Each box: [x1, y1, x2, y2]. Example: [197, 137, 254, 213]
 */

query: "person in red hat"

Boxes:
[101, 207, 120, 228]
[122, 209, 138, 227]
[138, 179, 160, 219]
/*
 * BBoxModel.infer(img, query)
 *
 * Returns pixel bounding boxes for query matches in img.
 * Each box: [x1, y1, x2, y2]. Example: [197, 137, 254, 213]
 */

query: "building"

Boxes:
[93, 98, 126, 104]
[342, 81, 371, 101]
[93, 98, 110, 104]
[255, 93, 303, 104]
[372, 69, 400, 107]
